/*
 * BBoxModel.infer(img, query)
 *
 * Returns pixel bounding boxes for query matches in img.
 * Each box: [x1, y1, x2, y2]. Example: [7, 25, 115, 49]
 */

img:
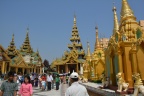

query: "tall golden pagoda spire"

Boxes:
[94, 26, 100, 51]
[87, 42, 91, 57]
[113, 4, 119, 35]
[7, 34, 17, 58]
[20, 27, 33, 53]
[68, 15, 85, 59]
[120, 0, 136, 22]
[119, 0, 138, 41]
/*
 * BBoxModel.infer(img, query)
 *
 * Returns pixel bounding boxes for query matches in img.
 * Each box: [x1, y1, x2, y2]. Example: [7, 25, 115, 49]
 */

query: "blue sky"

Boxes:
[0, 0, 144, 63]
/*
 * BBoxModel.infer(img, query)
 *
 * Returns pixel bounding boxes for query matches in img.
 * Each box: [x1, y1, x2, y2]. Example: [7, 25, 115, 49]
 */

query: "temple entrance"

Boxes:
[59, 65, 65, 73]
[11, 67, 15, 73]
[68, 64, 76, 73]
[18, 68, 22, 74]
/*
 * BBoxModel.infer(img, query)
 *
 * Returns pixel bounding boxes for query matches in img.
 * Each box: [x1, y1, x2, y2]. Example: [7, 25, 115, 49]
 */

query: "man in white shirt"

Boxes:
[47, 73, 53, 90]
[65, 72, 89, 96]
[30, 74, 35, 86]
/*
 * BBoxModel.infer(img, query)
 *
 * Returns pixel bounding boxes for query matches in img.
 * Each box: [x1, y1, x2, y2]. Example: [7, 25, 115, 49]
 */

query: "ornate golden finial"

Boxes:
[95, 26, 100, 50]
[12, 34, 14, 42]
[112, 2, 119, 35]
[74, 14, 76, 26]
[87, 42, 91, 56]
[121, 0, 134, 19]
[26, 27, 29, 36]
[37, 49, 39, 53]
[10, 33, 15, 46]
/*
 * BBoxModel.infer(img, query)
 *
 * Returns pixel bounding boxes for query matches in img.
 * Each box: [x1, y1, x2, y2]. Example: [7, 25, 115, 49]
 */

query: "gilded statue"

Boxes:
[132, 73, 144, 96]
[80, 76, 88, 83]
[83, 62, 89, 71]
[100, 73, 109, 88]
[116, 72, 129, 92]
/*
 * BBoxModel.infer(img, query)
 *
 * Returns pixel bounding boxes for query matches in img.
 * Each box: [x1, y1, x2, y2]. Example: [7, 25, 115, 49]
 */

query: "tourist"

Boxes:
[63, 74, 66, 84]
[38, 74, 42, 89]
[34, 77, 38, 87]
[18, 75, 33, 96]
[30, 73, 35, 86]
[47, 73, 53, 90]
[66, 74, 69, 84]
[65, 72, 89, 96]
[14, 74, 19, 84]
[51, 73, 55, 89]
[0, 71, 18, 96]
[18, 73, 24, 84]
[55, 75, 60, 90]
[41, 79, 46, 91]
[60, 75, 63, 83]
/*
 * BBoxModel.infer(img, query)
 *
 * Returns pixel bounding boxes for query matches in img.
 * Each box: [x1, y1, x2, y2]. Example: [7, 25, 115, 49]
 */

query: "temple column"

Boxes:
[2, 61, 5, 74]
[8, 66, 11, 72]
[76, 64, 79, 73]
[34, 67, 36, 73]
[124, 47, 133, 88]
[35, 68, 38, 73]
[40, 67, 42, 74]
[27, 69, 30, 74]
[16, 67, 18, 74]
[117, 50, 124, 78]
[4, 63, 7, 74]
[118, 53, 123, 72]
[37, 68, 39, 73]
[65, 64, 68, 73]
[110, 57, 113, 75]
[110, 56, 116, 85]
[130, 51, 138, 73]
[31, 68, 33, 73]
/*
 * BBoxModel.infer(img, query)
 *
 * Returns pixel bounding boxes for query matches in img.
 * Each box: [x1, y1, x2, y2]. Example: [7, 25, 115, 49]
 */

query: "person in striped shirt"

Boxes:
[0, 71, 18, 96]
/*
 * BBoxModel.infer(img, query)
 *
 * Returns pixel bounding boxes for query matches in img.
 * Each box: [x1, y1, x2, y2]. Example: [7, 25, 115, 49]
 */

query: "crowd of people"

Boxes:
[0, 71, 89, 96]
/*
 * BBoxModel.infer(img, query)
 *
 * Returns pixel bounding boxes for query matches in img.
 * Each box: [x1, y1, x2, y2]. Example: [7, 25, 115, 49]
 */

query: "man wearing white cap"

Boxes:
[65, 72, 89, 96]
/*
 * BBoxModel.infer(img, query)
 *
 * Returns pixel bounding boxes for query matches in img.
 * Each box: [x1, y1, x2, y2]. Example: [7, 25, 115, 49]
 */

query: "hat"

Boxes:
[14, 74, 17, 76]
[70, 72, 79, 78]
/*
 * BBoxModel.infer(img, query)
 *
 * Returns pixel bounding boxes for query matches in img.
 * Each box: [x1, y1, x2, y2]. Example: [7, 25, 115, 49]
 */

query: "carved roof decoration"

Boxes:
[5, 28, 43, 68]
[0, 45, 11, 61]
[51, 15, 85, 67]
[6, 34, 17, 59]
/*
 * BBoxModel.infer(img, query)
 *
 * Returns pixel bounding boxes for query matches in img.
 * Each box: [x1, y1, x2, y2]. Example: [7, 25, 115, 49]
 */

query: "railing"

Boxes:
[80, 83, 117, 96]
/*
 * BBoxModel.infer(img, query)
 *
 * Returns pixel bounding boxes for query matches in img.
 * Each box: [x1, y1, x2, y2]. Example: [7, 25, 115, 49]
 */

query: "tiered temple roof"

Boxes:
[6, 34, 17, 59]
[6, 28, 42, 66]
[20, 28, 33, 54]
[67, 15, 85, 59]
[51, 15, 85, 67]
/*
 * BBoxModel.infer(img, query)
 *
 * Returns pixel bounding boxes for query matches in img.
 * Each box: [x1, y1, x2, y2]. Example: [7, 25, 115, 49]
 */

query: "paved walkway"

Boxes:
[32, 83, 68, 96]
[0, 80, 68, 96]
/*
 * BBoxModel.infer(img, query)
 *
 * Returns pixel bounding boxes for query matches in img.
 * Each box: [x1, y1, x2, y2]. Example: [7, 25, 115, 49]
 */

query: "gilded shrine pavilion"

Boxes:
[83, 26, 109, 81]
[0, 28, 43, 74]
[51, 16, 85, 74]
[105, 0, 144, 88]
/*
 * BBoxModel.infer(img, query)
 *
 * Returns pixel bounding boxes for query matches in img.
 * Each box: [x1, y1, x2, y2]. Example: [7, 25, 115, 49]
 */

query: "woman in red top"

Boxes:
[43, 74, 47, 81]
[19, 75, 33, 96]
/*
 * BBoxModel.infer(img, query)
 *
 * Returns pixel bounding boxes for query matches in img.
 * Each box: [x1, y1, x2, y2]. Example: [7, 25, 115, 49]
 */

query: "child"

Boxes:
[19, 75, 33, 96]
[41, 79, 46, 91]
